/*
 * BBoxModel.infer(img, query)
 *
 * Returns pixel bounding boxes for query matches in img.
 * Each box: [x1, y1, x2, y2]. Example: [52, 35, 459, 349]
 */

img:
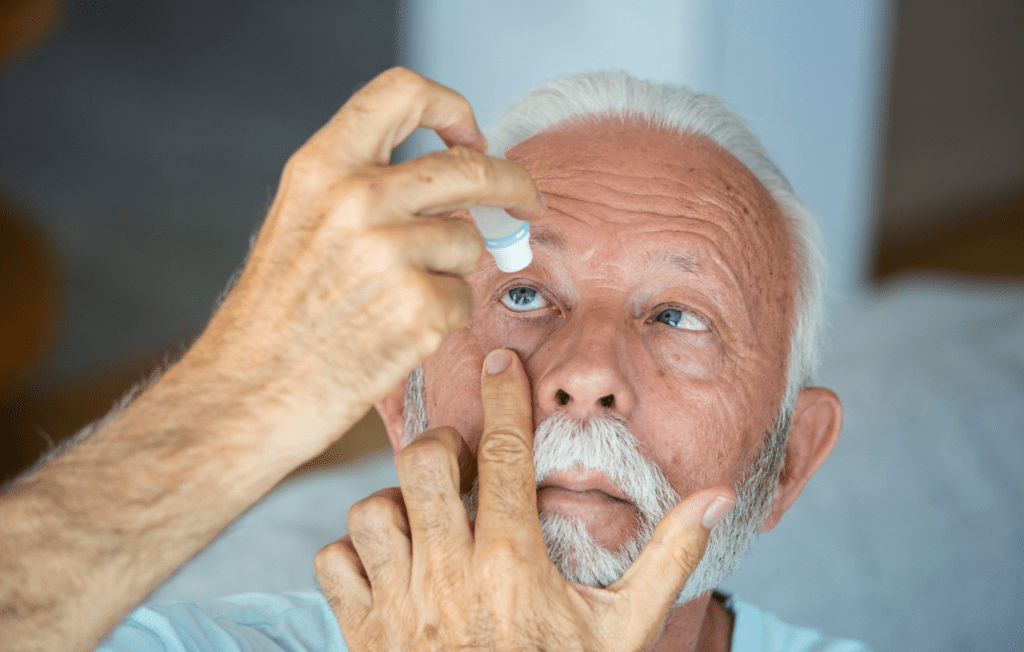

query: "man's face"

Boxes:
[421, 119, 797, 555]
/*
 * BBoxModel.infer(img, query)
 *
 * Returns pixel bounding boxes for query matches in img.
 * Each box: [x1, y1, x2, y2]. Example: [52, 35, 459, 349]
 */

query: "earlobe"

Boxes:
[376, 378, 409, 457]
[759, 387, 843, 532]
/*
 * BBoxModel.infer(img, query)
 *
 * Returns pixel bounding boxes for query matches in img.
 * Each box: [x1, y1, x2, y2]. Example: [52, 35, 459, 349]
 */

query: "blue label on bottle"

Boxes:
[484, 222, 529, 250]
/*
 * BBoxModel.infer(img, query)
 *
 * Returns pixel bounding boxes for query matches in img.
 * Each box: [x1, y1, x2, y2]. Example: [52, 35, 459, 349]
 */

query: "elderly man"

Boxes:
[0, 68, 863, 652]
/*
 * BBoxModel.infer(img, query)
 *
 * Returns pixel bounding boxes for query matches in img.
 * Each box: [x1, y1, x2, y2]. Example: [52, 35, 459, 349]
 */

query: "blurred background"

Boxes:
[1, 1, 1022, 649]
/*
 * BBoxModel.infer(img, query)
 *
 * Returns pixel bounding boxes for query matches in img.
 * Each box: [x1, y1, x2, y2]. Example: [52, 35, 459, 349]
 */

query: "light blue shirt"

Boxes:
[96, 591, 869, 651]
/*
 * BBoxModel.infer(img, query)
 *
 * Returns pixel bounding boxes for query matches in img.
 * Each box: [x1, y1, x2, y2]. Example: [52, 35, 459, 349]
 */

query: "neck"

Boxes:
[651, 591, 733, 652]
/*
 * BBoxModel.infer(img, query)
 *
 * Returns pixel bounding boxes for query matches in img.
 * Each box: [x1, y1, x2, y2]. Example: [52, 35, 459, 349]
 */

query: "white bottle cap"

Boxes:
[489, 236, 533, 273]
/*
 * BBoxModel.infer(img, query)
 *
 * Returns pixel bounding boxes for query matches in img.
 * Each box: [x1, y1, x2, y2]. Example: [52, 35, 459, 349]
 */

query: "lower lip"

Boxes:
[536, 486, 631, 511]
[535, 487, 641, 547]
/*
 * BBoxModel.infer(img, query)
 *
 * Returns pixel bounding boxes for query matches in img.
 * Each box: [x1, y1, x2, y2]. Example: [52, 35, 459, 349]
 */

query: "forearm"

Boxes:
[0, 65, 516, 652]
[0, 360, 330, 652]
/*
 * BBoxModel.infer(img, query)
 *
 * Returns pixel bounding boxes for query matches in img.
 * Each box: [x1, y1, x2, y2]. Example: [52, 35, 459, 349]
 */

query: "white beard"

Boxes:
[403, 365, 789, 606]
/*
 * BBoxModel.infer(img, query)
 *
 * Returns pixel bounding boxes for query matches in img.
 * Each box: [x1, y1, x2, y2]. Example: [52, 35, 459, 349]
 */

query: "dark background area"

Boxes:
[1, 0, 400, 478]
[1, 0, 1022, 481]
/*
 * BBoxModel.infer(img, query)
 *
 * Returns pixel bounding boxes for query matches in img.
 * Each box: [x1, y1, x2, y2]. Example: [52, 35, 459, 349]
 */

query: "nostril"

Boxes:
[556, 389, 571, 406]
[599, 395, 615, 409]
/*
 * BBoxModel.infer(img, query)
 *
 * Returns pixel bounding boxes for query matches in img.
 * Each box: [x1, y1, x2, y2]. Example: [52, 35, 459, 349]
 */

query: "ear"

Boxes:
[759, 387, 843, 532]
[376, 377, 409, 459]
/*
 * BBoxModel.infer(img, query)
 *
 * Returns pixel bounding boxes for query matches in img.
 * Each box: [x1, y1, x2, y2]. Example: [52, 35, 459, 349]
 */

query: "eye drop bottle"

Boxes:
[468, 142, 533, 272]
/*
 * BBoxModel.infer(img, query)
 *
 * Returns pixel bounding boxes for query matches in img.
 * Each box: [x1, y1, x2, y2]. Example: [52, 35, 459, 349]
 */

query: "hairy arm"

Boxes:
[0, 361, 312, 651]
[0, 67, 544, 652]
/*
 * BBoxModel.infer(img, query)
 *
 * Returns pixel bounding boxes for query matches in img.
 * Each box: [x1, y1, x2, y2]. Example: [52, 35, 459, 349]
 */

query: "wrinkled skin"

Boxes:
[417, 121, 798, 543]
[187, 67, 548, 462]
[317, 349, 736, 652]
[0, 67, 548, 652]
[366, 120, 843, 650]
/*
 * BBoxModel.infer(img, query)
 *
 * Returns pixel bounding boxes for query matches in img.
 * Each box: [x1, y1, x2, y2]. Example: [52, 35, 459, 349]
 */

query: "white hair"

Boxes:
[406, 376, 790, 605]
[487, 71, 828, 406]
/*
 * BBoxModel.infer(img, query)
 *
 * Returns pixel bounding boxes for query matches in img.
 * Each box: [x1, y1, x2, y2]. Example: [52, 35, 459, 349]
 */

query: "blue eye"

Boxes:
[655, 308, 708, 331]
[500, 286, 548, 312]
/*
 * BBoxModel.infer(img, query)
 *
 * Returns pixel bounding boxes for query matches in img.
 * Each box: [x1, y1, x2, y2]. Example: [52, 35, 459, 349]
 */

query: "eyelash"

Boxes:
[495, 282, 557, 314]
[647, 304, 713, 333]
[495, 283, 713, 333]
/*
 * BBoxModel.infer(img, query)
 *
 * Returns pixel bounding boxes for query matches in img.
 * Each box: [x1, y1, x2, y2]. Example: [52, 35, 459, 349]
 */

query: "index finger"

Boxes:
[474, 349, 543, 550]
[308, 67, 486, 168]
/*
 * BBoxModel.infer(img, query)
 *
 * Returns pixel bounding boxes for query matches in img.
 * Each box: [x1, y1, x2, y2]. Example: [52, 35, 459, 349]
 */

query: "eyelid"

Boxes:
[652, 303, 714, 333]
[494, 280, 558, 313]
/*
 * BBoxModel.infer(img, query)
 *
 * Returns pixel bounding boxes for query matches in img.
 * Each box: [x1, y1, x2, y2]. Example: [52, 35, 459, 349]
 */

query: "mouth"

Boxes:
[536, 469, 632, 505]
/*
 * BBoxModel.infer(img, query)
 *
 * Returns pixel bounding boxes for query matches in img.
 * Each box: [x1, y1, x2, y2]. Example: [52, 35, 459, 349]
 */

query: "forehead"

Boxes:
[503, 118, 797, 338]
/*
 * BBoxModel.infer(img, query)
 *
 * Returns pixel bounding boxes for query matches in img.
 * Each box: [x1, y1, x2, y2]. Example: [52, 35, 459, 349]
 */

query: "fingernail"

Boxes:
[485, 350, 511, 375]
[701, 496, 735, 529]
[537, 190, 547, 210]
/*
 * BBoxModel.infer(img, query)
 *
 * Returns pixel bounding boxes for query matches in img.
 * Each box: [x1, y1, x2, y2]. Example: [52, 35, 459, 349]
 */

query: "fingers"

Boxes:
[393, 218, 486, 278]
[605, 487, 736, 639]
[382, 147, 544, 220]
[310, 67, 487, 168]
[395, 426, 474, 561]
[474, 349, 542, 551]
[345, 487, 412, 594]
[315, 535, 372, 622]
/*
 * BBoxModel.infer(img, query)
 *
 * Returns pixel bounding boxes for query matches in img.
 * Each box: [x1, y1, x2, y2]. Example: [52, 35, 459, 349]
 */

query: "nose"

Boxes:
[534, 307, 636, 420]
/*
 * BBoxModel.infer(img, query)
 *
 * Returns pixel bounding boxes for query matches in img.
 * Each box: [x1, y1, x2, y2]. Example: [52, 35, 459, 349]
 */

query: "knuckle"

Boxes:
[398, 437, 458, 497]
[344, 175, 383, 213]
[477, 430, 531, 466]
[347, 495, 397, 532]
[390, 270, 433, 329]
[351, 228, 404, 270]
[282, 148, 326, 189]
[399, 435, 452, 474]
[439, 146, 492, 191]
[670, 543, 703, 575]
[317, 175, 382, 228]
[379, 66, 422, 90]
[450, 219, 486, 262]
[464, 149, 496, 191]
[313, 542, 345, 574]
[416, 327, 445, 360]
[445, 282, 475, 331]
[478, 540, 526, 577]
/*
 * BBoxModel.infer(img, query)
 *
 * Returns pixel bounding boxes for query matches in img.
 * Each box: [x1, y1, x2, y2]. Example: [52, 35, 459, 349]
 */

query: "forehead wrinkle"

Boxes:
[537, 197, 753, 327]
[537, 177, 689, 217]
[520, 130, 782, 344]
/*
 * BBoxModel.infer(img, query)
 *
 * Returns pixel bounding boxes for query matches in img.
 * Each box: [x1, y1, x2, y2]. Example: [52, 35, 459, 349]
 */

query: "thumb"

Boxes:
[604, 487, 736, 644]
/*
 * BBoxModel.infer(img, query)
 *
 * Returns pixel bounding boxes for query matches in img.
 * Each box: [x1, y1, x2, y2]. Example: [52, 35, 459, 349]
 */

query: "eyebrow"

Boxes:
[529, 225, 568, 253]
[647, 250, 701, 274]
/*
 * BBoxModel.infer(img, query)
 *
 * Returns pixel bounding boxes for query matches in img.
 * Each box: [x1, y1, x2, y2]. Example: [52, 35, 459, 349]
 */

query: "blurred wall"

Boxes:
[0, 0, 399, 385]
[397, 0, 893, 305]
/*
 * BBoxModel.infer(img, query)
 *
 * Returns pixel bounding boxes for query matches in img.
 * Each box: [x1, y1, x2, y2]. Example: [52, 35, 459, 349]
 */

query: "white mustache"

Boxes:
[532, 411, 680, 524]
[464, 411, 680, 528]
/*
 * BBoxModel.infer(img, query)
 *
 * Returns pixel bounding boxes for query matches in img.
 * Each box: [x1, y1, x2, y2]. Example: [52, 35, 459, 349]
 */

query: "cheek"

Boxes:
[646, 331, 723, 380]
[422, 308, 535, 452]
[472, 305, 563, 370]
[632, 368, 758, 493]
[423, 327, 485, 448]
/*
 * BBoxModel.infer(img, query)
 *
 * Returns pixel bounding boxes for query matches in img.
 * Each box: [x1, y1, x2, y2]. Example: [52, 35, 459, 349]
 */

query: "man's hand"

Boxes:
[184, 66, 545, 461]
[315, 349, 737, 651]
[0, 68, 543, 652]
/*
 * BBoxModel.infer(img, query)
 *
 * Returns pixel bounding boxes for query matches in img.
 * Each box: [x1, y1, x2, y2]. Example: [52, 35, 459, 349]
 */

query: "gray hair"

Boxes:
[487, 71, 827, 407]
